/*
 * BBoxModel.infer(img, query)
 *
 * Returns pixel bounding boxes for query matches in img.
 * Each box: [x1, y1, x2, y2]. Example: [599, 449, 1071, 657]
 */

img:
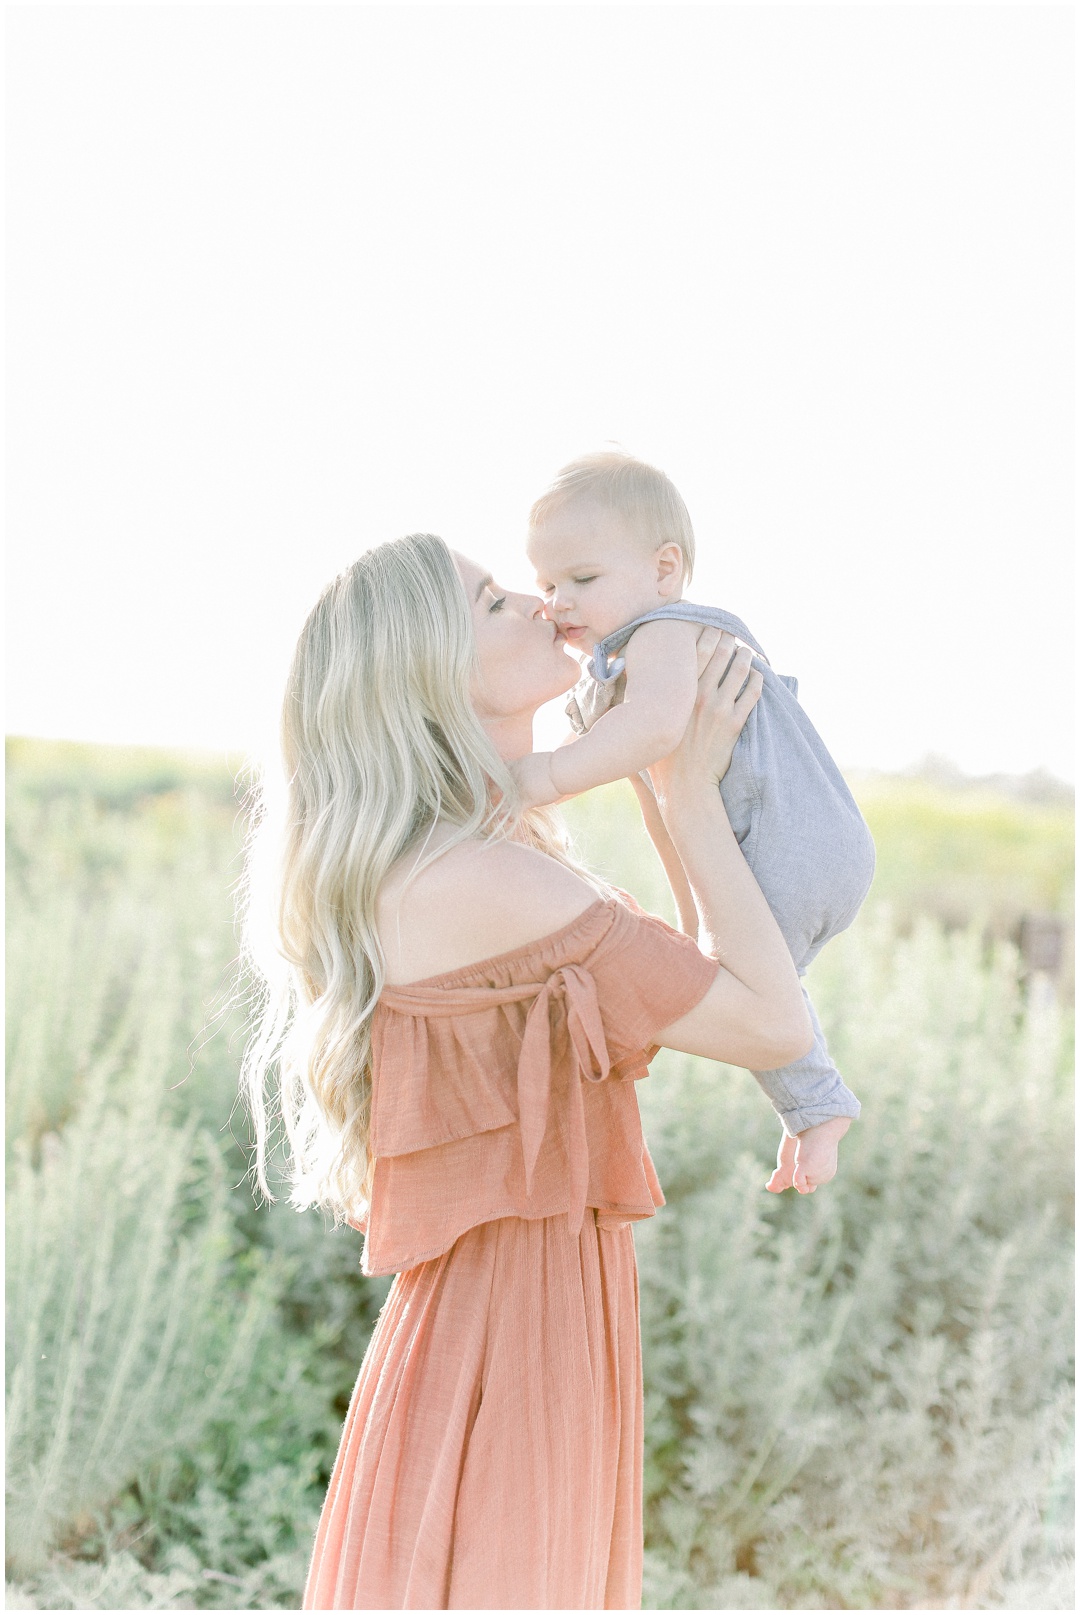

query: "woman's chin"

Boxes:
[528, 663, 581, 718]
[553, 645, 583, 695]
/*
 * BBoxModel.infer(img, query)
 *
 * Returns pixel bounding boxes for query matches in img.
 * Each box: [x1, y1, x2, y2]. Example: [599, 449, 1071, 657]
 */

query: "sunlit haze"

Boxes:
[6, 6, 1073, 779]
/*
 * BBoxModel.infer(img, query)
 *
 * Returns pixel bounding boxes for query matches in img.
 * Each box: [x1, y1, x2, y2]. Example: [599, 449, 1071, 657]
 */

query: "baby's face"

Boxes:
[527, 502, 679, 651]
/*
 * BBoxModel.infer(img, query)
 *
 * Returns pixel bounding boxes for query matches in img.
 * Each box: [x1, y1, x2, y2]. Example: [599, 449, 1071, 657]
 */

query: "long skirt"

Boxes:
[303, 1212, 643, 1610]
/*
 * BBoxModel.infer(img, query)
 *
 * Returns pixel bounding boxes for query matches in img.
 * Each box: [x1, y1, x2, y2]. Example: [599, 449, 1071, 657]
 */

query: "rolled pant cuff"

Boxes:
[774, 1087, 862, 1138]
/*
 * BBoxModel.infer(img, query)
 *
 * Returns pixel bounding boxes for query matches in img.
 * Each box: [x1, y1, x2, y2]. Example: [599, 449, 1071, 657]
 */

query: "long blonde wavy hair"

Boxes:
[240, 532, 585, 1220]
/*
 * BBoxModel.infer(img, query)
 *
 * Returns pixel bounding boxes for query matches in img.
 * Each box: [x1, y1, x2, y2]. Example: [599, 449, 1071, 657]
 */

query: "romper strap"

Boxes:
[590, 602, 771, 682]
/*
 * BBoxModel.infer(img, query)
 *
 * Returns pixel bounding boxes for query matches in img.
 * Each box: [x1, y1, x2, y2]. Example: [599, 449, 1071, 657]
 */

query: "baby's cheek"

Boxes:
[585, 618, 617, 649]
[589, 587, 634, 639]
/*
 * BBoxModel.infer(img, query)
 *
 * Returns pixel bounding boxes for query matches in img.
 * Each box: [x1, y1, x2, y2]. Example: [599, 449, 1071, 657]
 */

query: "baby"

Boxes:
[513, 451, 876, 1190]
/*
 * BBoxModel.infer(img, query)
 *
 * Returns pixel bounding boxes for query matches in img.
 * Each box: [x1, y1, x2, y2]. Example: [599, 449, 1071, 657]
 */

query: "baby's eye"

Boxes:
[572, 575, 598, 586]
[537, 582, 555, 597]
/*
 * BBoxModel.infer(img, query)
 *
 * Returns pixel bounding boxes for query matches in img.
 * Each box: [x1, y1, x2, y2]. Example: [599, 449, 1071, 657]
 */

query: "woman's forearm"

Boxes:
[661, 783, 809, 1046]
[642, 634, 811, 1068]
[628, 775, 698, 936]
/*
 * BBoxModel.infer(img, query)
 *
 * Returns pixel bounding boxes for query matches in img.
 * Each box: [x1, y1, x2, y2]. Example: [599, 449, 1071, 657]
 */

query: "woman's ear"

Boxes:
[655, 542, 685, 597]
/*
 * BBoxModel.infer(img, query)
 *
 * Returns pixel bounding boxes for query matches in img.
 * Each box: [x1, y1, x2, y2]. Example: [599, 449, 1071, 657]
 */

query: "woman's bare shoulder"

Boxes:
[377, 834, 602, 985]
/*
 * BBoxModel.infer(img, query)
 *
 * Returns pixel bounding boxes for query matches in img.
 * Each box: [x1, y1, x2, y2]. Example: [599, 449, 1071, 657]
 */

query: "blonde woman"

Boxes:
[244, 533, 838, 1610]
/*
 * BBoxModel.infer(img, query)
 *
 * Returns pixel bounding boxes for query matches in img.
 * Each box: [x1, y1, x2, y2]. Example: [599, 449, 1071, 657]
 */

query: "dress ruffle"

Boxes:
[361, 897, 718, 1277]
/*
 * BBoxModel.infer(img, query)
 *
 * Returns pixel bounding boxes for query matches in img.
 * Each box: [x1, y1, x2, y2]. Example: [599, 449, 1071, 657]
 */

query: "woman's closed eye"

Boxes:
[486, 591, 507, 613]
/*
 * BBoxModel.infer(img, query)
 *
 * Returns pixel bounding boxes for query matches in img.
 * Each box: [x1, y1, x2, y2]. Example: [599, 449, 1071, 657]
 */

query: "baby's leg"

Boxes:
[734, 844, 864, 1133]
[720, 705, 876, 968]
[719, 703, 874, 1134]
[740, 849, 869, 1133]
[752, 987, 860, 1136]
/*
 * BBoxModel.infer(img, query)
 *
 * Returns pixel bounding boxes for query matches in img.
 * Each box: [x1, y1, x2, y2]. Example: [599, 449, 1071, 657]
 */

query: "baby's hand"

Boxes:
[765, 1116, 850, 1195]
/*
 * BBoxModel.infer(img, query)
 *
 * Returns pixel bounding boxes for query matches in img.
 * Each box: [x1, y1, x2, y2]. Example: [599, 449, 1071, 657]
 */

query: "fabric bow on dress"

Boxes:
[381, 963, 612, 1239]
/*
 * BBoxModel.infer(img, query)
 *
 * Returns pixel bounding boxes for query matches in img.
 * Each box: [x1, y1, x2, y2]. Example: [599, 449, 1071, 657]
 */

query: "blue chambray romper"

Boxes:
[572, 602, 876, 1135]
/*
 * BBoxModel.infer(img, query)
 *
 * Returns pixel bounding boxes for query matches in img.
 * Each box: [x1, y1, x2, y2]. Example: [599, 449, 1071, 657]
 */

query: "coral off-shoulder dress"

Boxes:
[303, 895, 718, 1612]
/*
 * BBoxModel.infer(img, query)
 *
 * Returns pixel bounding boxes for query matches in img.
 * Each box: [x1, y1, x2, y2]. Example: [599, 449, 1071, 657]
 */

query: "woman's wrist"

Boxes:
[656, 777, 728, 844]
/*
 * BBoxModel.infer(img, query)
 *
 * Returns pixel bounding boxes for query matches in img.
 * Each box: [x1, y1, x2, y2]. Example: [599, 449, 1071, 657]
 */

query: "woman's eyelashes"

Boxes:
[486, 590, 507, 613]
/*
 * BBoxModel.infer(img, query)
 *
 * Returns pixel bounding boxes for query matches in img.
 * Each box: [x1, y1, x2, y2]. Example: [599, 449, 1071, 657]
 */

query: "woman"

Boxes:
[243, 533, 826, 1611]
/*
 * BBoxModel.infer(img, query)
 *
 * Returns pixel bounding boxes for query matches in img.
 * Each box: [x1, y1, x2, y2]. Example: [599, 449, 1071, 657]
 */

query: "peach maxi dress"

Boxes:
[304, 896, 718, 1611]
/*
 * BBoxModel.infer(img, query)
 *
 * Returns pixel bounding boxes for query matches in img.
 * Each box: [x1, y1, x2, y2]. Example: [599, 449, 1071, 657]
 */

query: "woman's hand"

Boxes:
[646, 629, 762, 815]
[766, 1117, 851, 1194]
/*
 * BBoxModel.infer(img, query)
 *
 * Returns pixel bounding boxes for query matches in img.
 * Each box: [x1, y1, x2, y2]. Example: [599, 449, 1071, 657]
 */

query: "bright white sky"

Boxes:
[6, 3, 1074, 778]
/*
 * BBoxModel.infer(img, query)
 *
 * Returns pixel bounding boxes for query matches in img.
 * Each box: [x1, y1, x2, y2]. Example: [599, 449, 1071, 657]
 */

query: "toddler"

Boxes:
[514, 452, 875, 1180]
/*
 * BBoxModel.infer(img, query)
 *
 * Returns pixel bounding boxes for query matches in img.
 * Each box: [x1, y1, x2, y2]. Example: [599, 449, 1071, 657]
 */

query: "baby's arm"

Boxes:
[512, 620, 700, 808]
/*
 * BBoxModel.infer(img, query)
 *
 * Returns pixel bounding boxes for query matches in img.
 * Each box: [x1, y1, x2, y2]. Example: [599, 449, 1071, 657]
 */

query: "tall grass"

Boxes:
[5, 742, 1074, 1609]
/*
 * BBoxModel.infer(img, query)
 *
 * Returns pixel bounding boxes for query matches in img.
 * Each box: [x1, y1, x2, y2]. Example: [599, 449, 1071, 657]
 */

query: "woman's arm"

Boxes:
[628, 773, 698, 936]
[628, 623, 731, 938]
[648, 636, 813, 1070]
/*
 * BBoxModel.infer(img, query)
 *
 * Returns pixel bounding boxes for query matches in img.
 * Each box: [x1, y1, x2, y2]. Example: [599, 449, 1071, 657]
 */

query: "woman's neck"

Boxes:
[482, 711, 535, 763]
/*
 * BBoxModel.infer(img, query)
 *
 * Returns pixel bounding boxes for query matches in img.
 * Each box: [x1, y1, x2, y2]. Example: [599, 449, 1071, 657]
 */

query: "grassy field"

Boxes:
[5, 737, 1074, 1609]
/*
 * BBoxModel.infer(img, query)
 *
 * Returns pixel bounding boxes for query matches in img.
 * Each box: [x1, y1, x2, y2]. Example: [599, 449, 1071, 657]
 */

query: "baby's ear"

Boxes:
[655, 542, 685, 593]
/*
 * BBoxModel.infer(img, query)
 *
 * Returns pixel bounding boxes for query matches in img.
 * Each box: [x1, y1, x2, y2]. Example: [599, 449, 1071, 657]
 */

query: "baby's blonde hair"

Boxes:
[528, 450, 696, 584]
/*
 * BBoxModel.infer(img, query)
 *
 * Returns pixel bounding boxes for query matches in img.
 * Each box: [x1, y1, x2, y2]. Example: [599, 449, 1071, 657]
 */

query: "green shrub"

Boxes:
[5, 742, 1074, 1609]
[5, 784, 278, 1578]
[5, 769, 390, 1607]
[6, 1103, 278, 1577]
[636, 917, 1073, 1608]
[5, 737, 239, 813]
[851, 773, 1074, 933]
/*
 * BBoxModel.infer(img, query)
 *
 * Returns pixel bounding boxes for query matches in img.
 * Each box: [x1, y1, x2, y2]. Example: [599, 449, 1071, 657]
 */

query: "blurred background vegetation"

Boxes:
[6, 735, 1074, 1609]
